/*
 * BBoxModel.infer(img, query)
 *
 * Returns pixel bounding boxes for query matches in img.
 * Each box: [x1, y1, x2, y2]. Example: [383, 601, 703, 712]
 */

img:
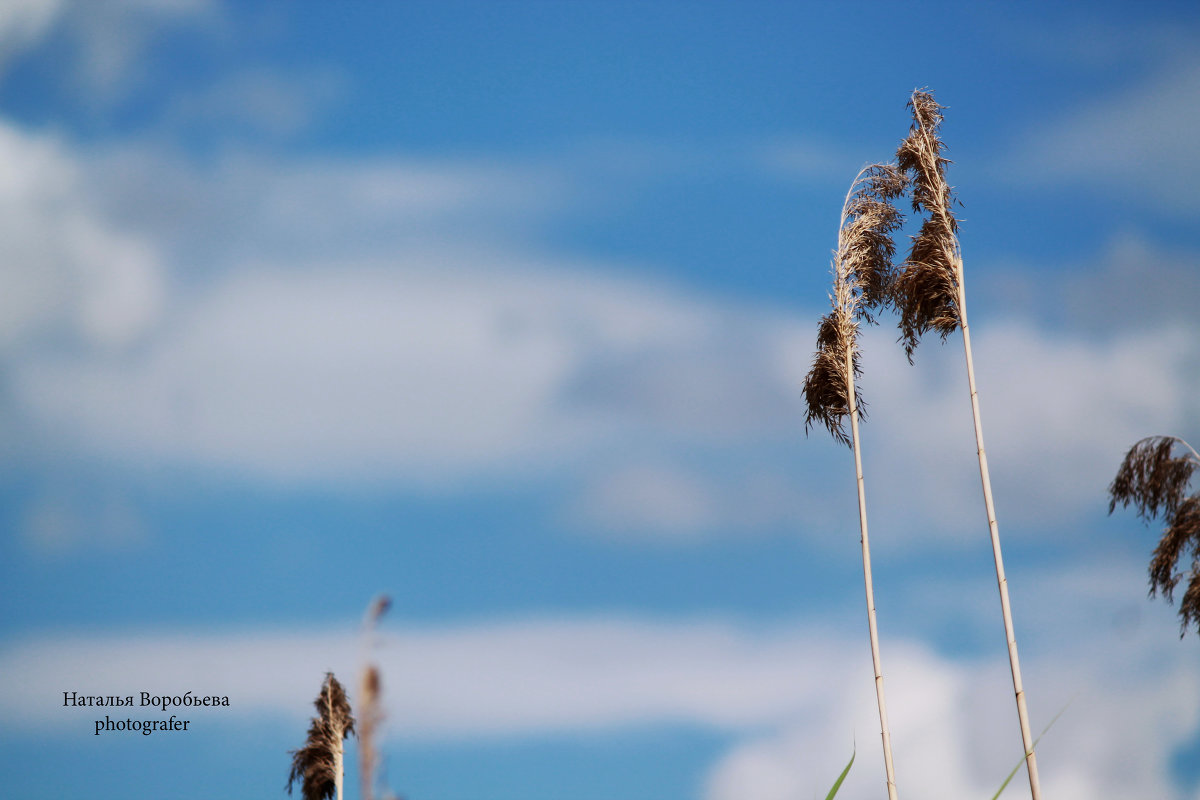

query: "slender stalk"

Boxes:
[891, 89, 1041, 799]
[845, 344, 898, 800]
[326, 688, 345, 800]
[954, 258, 1041, 799]
[804, 163, 906, 800]
[360, 595, 392, 800]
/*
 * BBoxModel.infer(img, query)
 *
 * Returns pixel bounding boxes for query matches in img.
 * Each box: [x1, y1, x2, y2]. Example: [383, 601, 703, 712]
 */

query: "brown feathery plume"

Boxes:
[803, 163, 907, 444]
[1108, 435, 1200, 634]
[803, 162, 906, 800]
[889, 88, 1043, 800]
[287, 672, 356, 800]
[892, 89, 961, 361]
[360, 594, 392, 800]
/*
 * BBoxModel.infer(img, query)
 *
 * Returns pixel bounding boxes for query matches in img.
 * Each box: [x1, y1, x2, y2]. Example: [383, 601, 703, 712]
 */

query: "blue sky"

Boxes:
[1, 2, 1199, 799]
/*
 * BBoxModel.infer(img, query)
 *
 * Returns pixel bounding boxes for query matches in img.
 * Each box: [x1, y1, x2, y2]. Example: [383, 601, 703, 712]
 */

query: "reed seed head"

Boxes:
[803, 164, 906, 446]
[1109, 435, 1200, 636]
[1108, 436, 1197, 520]
[287, 672, 356, 800]
[803, 308, 860, 446]
[359, 594, 391, 800]
[892, 88, 962, 362]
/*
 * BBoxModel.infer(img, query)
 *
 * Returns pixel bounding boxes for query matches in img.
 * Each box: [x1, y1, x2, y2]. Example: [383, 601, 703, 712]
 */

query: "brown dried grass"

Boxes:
[287, 672, 356, 800]
[803, 164, 905, 445]
[359, 595, 393, 800]
[892, 89, 962, 361]
[1109, 436, 1200, 635]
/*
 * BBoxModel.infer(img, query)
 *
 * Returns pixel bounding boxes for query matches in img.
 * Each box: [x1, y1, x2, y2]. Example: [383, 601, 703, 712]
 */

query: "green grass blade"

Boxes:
[824, 747, 855, 800]
[990, 702, 1071, 800]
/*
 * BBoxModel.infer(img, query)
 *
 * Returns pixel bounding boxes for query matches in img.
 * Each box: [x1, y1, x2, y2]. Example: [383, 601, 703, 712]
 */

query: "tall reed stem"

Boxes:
[804, 163, 906, 800]
[326, 689, 346, 800]
[954, 258, 1041, 799]
[845, 344, 898, 800]
[892, 89, 1041, 799]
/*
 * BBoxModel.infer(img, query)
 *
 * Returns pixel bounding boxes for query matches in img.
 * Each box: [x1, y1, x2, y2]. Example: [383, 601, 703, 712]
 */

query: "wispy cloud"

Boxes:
[2, 601, 1194, 800]
[754, 136, 869, 182]
[857, 317, 1199, 542]
[0, 0, 64, 70]
[564, 462, 809, 541]
[1, 110, 1196, 546]
[159, 66, 347, 140]
[0, 617, 864, 735]
[5, 138, 1196, 547]
[48, 0, 219, 105]
[8, 253, 804, 484]
[21, 489, 148, 555]
[0, 121, 164, 353]
[1000, 52, 1200, 212]
[980, 232, 1200, 333]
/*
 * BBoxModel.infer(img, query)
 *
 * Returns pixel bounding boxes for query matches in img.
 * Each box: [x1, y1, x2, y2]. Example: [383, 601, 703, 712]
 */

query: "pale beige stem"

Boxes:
[1170, 437, 1200, 465]
[845, 346, 899, 800]
[954, 259, 1042, 800]
[324, 685, 345, 800]
[334, 745, 344, 800]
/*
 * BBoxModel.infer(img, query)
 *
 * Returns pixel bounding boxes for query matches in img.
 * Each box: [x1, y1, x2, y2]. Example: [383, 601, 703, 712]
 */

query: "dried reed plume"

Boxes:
[803, 162, 906, 800]
[287, 672, 356, 800]
[892, 90, 961, 362]
[1108, 435, 1200, 635]
[803, 164, 906, 444]
[890, 88, 1042, 800]
[359, 594, 393, 800]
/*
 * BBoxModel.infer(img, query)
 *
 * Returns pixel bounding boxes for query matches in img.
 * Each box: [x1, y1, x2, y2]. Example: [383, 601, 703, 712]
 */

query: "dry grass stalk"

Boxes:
[1108, 435, 1200, 634]
[287, 672, 356, 800]
[804, 162, 906, 800]
[359, 595, 392, 800]
[890, 88, 1042, 800]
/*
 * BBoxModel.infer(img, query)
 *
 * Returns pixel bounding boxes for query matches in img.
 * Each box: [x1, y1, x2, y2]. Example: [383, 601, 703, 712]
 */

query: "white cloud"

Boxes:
[0, 617, 857, 735]
[1011, 19, 1197, 71]
[0, 0, 218, 103]
[21, 489, 148, 555]
[1003, 53, 1200, 212]
[755, 136, 866, 182]
[564, 461, 816, 541]
[160, 66, 346, 138]
[0, 0, 63, 69]
[9, 227, 1196, 541]
[82, 147, 568, 268]
[9, 240, 811, 486]
[567, 463, 721, 538]
[704, 646, 1198, 800]
[1, 607, 1195, 799]
[0, 121, 165, 352]
[852, 317, 1199, 544]
[1, 120, 1195, 545]
[981, 231, 1200, 332]
[58, 0, 218, 102]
